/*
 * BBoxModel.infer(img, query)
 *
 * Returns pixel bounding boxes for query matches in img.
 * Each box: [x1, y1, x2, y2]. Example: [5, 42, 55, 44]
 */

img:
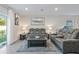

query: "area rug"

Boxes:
[17, 40, 57, 52]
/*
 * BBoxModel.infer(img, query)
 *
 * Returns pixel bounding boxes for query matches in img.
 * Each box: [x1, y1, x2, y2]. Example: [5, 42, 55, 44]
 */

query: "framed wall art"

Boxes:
[15, 13, 19, 25]
[31, 17, 45, 25]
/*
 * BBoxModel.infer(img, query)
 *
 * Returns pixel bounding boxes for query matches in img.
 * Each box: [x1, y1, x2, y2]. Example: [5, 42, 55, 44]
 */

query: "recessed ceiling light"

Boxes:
[25, 8, 28, 11]
[54, 8, 58, 11]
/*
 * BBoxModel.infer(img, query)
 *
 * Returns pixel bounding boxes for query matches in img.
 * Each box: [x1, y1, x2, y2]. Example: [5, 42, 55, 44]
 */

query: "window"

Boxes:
[0, 14, 7, 48]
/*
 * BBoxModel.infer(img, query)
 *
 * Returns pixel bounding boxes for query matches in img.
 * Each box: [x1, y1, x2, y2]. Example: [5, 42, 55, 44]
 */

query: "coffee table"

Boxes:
[27, 39, 47, 48]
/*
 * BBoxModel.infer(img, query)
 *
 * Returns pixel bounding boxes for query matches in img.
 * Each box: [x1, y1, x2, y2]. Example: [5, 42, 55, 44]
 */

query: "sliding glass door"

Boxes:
[0, 14, 7, 48]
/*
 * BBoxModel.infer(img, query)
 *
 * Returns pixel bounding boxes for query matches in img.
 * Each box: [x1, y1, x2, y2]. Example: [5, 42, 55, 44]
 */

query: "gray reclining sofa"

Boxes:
[27, 28, 48, 47]
[50, 29, 79, 54]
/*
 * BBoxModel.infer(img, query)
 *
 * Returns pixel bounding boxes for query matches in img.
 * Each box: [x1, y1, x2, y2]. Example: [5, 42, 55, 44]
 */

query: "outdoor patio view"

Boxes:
[0, 16, 6, 47]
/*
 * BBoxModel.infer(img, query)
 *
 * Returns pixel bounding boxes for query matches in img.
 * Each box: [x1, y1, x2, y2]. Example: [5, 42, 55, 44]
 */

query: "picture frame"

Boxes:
[31, 17, 45, 25]
[15, 13, 19, 25]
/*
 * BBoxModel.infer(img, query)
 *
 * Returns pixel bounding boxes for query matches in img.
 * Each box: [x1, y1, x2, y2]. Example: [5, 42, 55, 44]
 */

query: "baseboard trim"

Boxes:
[10, 39, 19, 45]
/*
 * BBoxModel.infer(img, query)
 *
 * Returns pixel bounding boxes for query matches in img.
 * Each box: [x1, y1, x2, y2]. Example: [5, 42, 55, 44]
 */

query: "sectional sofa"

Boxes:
[50, 29, 79, 54]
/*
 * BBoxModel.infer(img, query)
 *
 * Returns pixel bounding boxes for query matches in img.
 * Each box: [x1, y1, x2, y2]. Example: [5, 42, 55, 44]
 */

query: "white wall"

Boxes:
[45, 16, 67, 30]
[19, 15, 79, 33]
[18, 16, 31, 34]
[19, 15, 66, 33]
[7, 9, 19, 45]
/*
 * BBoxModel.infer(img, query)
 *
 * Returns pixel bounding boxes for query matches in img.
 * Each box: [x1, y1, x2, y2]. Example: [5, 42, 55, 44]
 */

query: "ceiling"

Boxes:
[5, 4, 79, 16]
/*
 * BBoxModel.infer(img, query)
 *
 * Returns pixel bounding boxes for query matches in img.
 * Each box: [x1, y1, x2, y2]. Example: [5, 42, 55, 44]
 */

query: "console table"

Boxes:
[27, 39, 47, 48]
[20, 34, 26, 40]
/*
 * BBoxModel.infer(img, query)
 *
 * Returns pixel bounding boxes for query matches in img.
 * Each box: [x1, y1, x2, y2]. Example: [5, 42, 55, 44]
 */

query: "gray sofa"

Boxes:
[27, 28, 48, 39]
[63, 39, 79, 53]
[50, 29, 79, 54]
[27, 28, 48, 47]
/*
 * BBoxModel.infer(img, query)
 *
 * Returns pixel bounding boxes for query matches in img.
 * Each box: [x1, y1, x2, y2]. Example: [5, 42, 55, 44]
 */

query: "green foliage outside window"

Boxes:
[0, 17, 6, 44]
[0, 30, 6, 43]
[0, 18, 6, 25]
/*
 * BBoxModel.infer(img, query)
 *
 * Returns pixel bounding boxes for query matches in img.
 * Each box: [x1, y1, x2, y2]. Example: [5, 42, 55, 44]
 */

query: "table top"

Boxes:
[27, 38, 47, 40]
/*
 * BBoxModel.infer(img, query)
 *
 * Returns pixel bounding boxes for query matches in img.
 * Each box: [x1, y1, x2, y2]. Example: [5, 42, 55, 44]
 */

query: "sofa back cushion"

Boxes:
[71, 29, 79, 39]
[29, 28, 46, 34]
[74, 32, 79, 39]
[28, 28, 48, 39]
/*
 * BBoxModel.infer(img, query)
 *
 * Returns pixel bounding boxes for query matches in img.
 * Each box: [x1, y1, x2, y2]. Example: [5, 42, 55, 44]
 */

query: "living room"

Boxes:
[0, 4, 79, 54]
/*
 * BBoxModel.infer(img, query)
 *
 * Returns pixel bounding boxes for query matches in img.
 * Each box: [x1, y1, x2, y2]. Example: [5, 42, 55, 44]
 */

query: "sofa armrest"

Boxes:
[63, 39, 79, 53]
[64, 39, 79, 41]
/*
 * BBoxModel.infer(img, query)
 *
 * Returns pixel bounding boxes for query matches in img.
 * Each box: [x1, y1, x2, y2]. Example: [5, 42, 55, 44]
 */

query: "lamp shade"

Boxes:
[21, 25, 28, 33]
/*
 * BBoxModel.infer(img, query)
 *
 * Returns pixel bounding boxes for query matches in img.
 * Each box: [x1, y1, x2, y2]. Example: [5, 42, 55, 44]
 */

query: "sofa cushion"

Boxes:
[74, 32, 79, 39]
[71, 29, 79, 39]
